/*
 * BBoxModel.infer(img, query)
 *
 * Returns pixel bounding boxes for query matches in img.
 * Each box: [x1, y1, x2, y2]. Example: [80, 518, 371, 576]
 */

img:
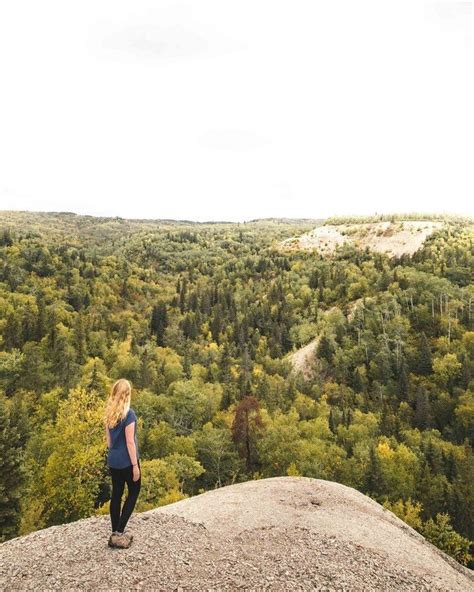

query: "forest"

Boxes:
[0, 210, 473, 566]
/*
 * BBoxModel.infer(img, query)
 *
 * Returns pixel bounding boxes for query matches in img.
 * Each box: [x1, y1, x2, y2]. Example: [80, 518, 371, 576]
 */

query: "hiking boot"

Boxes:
[109, 532, 132, 549]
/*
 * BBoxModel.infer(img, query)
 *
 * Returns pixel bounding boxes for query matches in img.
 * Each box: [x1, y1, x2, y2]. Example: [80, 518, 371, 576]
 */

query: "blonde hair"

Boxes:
[104, 378, 132, 429]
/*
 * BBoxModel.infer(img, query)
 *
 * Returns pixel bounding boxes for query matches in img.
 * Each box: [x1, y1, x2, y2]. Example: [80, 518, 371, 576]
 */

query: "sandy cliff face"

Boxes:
[280, 220, 444, 257]
[1, 476, 473, 591]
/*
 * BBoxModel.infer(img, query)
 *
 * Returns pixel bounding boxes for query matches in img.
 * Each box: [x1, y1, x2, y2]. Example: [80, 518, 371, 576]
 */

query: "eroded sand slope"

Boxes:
[280, 220, 444, 257]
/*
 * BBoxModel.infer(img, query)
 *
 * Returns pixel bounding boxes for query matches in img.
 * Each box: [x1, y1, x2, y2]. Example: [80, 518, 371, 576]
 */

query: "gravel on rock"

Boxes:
[1, 477, 473, 591]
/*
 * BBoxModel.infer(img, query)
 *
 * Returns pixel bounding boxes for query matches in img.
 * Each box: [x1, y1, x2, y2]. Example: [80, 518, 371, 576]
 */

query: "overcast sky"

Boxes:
[0, 1, 472, 222]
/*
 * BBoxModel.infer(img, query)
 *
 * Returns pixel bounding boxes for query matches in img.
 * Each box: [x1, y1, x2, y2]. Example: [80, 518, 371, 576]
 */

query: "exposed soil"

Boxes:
[280, 221, 444, 257]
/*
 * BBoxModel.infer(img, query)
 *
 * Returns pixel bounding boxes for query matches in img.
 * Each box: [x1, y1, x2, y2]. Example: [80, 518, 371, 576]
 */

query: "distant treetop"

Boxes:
[323, 213, 473, 226]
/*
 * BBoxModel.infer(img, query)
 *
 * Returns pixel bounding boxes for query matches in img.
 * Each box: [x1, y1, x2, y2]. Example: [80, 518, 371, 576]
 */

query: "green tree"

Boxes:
[418, 333, 433, 375]
[433, 354, 462, 390]
[316, 334, 335, 364]
[42, 386, 105, 523]
[151, 302, 168, 347]
[195, 422, 242, 487]
[365, 445, 384, 495]
[164, 452, 204, 493]
[133, 458, 184, 510]
[0, 393, 25, 541]
[421, 513, 472, 566]
[413, 388, 432, 430]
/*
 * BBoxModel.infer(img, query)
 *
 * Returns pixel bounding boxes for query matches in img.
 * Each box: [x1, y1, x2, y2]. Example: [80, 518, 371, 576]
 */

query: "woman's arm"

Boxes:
[125, 422, 138, 466]
[105, 425, 111, 449]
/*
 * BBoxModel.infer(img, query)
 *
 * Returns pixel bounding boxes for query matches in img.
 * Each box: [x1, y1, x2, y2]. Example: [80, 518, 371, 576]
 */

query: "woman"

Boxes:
[104, 378, 141, 549]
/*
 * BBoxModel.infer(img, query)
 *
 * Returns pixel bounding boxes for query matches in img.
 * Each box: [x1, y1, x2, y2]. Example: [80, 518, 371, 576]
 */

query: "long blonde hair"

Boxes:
[105, 378, 132, 429]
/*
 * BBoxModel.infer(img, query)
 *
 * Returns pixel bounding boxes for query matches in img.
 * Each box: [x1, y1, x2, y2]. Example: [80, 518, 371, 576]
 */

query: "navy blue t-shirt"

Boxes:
[107, 408, 140, 469]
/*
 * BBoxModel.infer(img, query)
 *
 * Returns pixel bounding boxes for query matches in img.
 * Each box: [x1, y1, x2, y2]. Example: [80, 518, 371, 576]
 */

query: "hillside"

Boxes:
[1, 477, 472, 591]
[280, 220, 446, 257]
[1, 210, 473, 567]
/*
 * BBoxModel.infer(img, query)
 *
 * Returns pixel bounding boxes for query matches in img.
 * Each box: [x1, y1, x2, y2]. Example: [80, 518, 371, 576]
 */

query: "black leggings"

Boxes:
[109, 459, 141, 533]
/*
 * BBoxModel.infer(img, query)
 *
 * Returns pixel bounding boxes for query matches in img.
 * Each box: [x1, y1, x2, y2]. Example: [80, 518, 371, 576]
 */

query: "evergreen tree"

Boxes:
[365, 445, 383, 495]
[418, 333, 433, 375]
[210, 305, 223, 344]
[397, 359, 409, 400]
[414, 387, 432, 430]
[237, 346, 253, 398]
[380, 403, 398, 437]
[179, 277, 188, 313]
[0, 394, 25, 541]
[0, 227, 13, 246]
[151, 302, 168, 346]
[317, 334, 334, 364]
[3, 313, 21, 350]
[450, 443, 474, 540]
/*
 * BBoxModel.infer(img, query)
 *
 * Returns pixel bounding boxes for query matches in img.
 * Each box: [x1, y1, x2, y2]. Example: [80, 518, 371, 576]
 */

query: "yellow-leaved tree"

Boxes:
[41, 386, 105, 524]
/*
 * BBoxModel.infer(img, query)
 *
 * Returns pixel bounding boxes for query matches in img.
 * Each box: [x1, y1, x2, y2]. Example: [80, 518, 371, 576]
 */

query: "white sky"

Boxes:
[0, 1, 472, 222]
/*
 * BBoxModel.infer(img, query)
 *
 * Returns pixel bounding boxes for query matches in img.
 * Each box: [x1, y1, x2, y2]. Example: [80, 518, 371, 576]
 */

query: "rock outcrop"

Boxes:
[1, 477, 473, 591]
[280, 220, 444, 257]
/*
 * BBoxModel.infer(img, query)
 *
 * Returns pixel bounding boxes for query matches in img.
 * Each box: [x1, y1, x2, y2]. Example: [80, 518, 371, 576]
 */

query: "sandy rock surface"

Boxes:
[288, 337, 320, 379]
[1, 476, 473, 591]
[280, 220, 445, 257]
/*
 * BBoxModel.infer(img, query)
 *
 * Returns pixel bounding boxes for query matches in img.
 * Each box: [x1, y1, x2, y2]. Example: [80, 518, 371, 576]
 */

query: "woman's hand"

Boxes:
[132, 465, 141, 482]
